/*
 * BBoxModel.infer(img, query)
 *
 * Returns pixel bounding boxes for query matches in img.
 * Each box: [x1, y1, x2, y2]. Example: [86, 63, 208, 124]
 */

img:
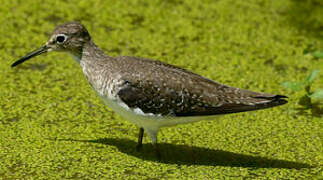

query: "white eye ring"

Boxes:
[56, 34, 68, 44]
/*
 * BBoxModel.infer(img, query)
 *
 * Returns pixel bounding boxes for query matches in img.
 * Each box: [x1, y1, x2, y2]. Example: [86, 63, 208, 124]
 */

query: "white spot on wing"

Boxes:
[118, 101, 130, 110]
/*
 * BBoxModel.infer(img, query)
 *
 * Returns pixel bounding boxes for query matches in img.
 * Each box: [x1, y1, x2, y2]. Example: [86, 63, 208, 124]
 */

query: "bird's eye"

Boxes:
[56, 34, 67, 44]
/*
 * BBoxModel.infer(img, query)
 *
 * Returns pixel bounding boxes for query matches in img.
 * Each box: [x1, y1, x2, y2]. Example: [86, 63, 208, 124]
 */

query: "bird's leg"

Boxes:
[146, 129, 161, 160]
[136, 128, 144, 151]
[154, 142, 161, 160]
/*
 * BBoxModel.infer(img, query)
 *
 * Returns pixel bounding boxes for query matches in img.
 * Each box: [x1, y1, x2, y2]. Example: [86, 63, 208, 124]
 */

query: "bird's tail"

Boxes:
[252, 94, 288, 109]
[211, 93, 288, 115]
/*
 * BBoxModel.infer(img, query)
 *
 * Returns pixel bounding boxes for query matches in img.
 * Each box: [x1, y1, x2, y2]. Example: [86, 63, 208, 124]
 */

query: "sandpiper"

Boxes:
[12, 22, 287, 157]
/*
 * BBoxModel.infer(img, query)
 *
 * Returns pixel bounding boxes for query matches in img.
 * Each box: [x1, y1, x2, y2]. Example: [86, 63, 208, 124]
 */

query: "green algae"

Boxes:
[0, 0, 322, 179]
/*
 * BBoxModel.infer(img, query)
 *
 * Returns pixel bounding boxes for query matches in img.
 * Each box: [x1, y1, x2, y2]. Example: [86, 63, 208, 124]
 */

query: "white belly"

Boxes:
[100, 95, 218, 132]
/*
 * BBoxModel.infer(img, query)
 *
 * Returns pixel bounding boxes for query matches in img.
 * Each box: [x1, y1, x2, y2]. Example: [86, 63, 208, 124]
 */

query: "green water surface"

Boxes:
[0, 0, 322, 179]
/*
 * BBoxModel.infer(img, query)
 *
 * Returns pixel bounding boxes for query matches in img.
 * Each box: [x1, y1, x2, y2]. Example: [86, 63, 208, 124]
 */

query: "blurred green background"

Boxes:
[0, 0, 322, 179]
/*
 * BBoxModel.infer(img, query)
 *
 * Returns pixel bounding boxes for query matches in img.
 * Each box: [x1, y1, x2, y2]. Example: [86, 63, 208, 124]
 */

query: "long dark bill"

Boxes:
[11, 45, 49, 67]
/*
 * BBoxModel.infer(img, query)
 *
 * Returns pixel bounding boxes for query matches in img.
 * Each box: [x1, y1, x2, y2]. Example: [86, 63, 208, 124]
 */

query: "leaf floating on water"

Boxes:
[281, 81, 304, 91]
[310, 89, 323, 100]
[305, 69, 320, 84]
[312, 51, 323, 58]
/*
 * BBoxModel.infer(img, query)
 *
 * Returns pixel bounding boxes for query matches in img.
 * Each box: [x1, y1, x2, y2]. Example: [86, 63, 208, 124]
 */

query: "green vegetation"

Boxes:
[282, 69, 323, 115]
[0, 0, 322, 179]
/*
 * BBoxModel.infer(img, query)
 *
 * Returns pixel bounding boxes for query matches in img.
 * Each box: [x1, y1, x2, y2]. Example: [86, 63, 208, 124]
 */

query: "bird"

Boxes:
[11, 22, 287, 158]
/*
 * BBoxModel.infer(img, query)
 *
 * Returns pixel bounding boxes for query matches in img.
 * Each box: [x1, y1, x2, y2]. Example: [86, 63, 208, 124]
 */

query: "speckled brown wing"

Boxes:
[115, 56, 287, 117]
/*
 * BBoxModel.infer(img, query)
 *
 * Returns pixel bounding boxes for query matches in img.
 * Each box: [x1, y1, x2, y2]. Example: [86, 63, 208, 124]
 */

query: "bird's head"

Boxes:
[11, 22, 91, 67]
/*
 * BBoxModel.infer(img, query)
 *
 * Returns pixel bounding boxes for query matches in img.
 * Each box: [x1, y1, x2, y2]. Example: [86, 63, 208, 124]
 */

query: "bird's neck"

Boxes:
[70, 40, 107, 66]
[72, 40, 115, 96]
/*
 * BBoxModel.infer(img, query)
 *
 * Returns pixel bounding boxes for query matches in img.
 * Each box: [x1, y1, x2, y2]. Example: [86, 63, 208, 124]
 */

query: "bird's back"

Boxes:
[91, 56, 287, 117]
